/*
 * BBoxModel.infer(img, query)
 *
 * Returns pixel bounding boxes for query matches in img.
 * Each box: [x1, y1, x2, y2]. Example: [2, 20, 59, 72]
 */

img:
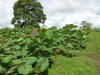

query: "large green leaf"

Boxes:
[11, 59, 23, 65]
[67, 43, 74, 49]
[2, 55, 14, 63]
[24, 57, 37, 65]
[46, 30, 53, 39]
[18, 64, 33, 74]
[0, 66, 6, 72]
[36, 57, 49, 72]
[40, 58, 49, 72]
[12, 45, 21, 51]
[39, 31, 46, 38]
[7, 66, 17, 74]
[21, 49, 28, 56]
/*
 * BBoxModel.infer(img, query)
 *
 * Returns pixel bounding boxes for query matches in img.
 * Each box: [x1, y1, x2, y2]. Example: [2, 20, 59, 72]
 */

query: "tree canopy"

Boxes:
[11, 0, 46, 28]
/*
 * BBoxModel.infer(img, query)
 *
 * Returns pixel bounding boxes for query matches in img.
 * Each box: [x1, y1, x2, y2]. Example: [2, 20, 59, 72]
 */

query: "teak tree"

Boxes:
[11, 0, 46, 28]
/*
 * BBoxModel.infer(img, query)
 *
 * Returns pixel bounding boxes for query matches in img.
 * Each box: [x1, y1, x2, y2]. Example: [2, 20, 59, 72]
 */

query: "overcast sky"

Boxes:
[0, 0, 100, 28]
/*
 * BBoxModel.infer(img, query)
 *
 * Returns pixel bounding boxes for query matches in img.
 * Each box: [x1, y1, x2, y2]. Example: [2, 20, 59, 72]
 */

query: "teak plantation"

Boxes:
[0, 0, 100, 75]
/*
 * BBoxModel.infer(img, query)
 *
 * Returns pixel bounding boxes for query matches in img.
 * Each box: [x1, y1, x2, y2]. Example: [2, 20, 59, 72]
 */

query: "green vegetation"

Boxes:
[12, 0, 46, 28]
[81, 21, 92, 35]
[47, 30, 100, 75]
[92, 28, 100, 32]
[0, 24, 91, 75]
[87, 31, 100, 74]
[0, 0, 100, 74]
[48, 56, 97, 75]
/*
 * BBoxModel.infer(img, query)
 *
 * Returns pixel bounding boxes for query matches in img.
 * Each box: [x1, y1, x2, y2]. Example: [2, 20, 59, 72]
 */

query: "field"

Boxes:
[0, 0, 99, 75]
[48, 31, 100, 75]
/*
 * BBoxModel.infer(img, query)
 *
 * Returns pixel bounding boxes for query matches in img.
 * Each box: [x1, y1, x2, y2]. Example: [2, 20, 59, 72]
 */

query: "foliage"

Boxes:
[0, 26, 49, 75]
[48, 56, 98, 75]
[81, 21, 92, 35]
[0, 24, 89, 75]
[92, 28, 100, 32]
[11, 0, 46, 28]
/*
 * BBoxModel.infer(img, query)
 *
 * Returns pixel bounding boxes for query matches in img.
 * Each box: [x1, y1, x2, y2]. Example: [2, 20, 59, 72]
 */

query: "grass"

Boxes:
[48, 31, 100, 75]
[87, 32, 100, 74]
[87, 32, 100, 55]
[48, 56, 97, 75]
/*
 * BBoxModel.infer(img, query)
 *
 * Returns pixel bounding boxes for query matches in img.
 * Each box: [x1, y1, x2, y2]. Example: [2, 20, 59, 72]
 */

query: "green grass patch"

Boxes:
[48, 56, 98, 75]
[86, 32, 100, 55]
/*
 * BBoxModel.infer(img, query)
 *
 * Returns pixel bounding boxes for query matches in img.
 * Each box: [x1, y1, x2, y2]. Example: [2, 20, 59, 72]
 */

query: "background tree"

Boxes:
[81, 21, 92, 30]
[81, 21, 92, 34]
[11, 0, 46, 28]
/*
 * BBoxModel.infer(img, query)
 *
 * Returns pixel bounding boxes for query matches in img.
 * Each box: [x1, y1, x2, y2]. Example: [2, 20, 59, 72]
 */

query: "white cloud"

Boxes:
[0, 0, 16, 28]
[0, 0, 100, 28]
[40, 0, 100, 28]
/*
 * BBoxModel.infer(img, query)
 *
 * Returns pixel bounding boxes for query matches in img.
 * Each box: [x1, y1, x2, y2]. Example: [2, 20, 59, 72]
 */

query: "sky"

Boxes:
[0, 0, 100, 28]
